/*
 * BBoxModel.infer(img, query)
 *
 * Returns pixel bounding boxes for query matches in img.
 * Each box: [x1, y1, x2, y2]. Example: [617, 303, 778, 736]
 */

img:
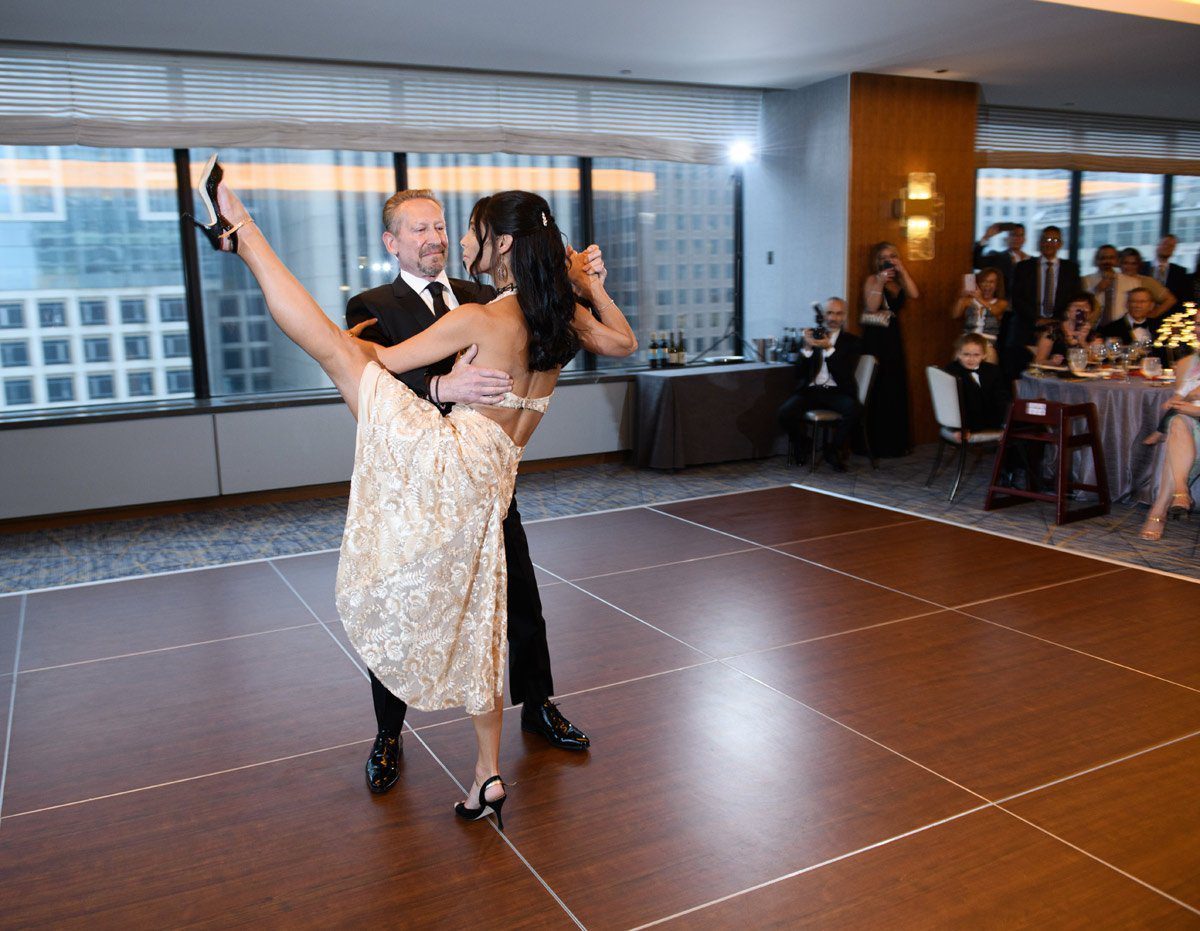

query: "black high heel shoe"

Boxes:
[184, 153, 247, 254]
[1168, 493, 1194, 520]
[454, 775, 507, 831]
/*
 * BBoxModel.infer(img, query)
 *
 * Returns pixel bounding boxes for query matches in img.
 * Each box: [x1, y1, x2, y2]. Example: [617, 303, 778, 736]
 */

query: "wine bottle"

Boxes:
[649, 332, 660, 369]
[677, 328, 687, 366]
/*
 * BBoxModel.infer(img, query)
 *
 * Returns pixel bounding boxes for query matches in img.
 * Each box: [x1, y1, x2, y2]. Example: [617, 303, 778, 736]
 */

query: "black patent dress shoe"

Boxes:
[521, 700, 590, 751]
[365, 732, 402, 794]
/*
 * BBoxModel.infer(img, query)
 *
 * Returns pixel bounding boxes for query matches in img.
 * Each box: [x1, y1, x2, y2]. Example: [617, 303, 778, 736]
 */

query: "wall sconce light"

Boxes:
[892, 172, 945, 260]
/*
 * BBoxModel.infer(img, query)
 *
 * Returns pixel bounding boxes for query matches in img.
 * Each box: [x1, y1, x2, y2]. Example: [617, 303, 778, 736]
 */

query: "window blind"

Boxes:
[978, 105, 1200, 175]
[0, 43, 761, 164]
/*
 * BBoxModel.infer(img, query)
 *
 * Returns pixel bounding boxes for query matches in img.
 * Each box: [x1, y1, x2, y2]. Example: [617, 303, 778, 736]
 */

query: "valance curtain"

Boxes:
[0, 43, 762, 164]
[978, 105, 1200, 175]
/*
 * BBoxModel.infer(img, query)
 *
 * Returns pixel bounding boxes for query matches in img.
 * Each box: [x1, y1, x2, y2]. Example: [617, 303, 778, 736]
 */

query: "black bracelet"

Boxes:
[431, 376, 440, 404]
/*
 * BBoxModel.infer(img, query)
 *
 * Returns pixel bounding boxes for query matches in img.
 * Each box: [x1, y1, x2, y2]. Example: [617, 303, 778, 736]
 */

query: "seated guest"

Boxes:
[1120, 248, 1176, 318]
[1142, 234, 1192, 307]
[952, 266, 1005, 363]
[1035, 292, 1100, 365]
[1082, 244, 1138, 325]
[943, 333, 1010, 439]
[1098, 287, 1159, 349]
[1139, 316, 1200, 541]
[777, 296, 861, 472]
[973, 221, 1028, 295]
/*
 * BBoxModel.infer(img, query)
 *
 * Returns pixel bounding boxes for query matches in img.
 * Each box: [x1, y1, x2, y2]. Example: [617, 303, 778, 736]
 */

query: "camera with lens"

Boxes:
[811, 302, 827, 341]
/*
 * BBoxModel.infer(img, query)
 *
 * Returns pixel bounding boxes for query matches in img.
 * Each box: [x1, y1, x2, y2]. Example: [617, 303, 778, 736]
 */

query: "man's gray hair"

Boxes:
[382, 189, 443, 233]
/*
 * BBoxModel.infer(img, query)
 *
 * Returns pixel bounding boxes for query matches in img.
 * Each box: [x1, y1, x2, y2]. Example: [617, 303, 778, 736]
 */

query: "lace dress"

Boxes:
[335, 361, 551, 715]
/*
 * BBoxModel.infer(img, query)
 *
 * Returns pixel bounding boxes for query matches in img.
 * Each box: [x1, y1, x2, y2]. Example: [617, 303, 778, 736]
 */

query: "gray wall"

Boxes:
[743, 76, 851, 343]
[0, 381, 633, 519]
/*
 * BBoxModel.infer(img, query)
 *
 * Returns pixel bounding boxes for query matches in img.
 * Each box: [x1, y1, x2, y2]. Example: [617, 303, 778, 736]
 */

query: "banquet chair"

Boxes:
[925, 366, 1004, 501]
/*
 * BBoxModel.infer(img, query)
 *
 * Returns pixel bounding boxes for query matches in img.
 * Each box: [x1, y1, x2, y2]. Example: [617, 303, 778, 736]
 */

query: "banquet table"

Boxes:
[1015, 372, 1175, 503]
[634, 362, 794, 469]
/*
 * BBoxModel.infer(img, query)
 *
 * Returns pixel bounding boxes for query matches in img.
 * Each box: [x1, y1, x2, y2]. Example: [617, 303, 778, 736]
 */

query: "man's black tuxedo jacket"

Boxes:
[942, 359, 1010, 431]
[1098, 314, 1160, 345]
[1141, 261, 1192, 305]
[792, 330, 862, 399]
[1008, 257, 1082, 348]
[345, 274, 496, 395]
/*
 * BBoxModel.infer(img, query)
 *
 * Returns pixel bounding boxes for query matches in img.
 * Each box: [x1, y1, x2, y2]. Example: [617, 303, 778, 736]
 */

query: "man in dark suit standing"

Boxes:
[346, 189, 597, 794]
[777, 297, 862, 472]
[1142, 234, 1192, 308]
[1000, 225, 1081, 381]
[973, 221, 1028, 295]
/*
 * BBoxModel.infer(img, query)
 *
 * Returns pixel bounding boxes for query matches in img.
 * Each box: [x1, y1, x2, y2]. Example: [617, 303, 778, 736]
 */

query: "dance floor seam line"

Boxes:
[991, 805, 1200, 918]
[520, 483, 798, 526]
[0, 594, 26, 831]
[16, 622, 322, 676]
[0, 737, 373, 822]
[768, 516, 927, 547]
[952, 608, 1200, 696]
[269, 559, 369, 679]
[627, 801, 997, 931]
[563, 546, 761, 582]
[946, 567, 1126, 610]
[721, 609, 948, 661]
[993, 728, 1200, 807]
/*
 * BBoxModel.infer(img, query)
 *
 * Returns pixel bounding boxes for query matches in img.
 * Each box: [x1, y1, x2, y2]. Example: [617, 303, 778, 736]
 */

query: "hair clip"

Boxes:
[541, 211, 549, 228]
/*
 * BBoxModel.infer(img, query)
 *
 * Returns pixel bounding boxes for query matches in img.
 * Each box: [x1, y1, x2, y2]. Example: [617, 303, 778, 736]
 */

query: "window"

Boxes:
[1, 341, 29, 367]
[83, 337, 111, 362]
[45, 376, 74, 402]
[124, 335, 150, 360]
[249, 347, 270, 367]
[87, 373, 114, 399]
[42, 339, 71, 364]
[166, 369, 192, 394]
[223, 349, 243, 369]
[120, 299, 147, 324]
[192, 147, 397, 396]
[79, 300, 108, 325]
[128, 371, 154, 396]
[1080, 172, 1164, 263]
[4, 379, 33, 405]
[1171, 175, 1200, 277]
[39, 301, 67, 327]
[974, 169, 1072, 251]
[162, 333, 190, 358]
[0, 303, 23, 329]
[0, 147, 189, 413]
[159, 297, 187, 322]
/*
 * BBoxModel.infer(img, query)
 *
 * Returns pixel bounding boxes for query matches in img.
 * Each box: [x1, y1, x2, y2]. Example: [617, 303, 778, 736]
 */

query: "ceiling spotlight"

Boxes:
[728, 140, 755, 165]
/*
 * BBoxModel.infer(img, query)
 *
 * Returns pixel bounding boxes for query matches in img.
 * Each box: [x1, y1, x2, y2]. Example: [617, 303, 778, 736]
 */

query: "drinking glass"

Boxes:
[1142, 356, 1163, 378]
[1067, 346, 1088, 375]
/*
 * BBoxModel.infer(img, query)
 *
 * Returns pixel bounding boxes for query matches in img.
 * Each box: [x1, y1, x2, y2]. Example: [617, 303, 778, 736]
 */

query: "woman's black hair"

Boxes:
[468, 191, 579, 371]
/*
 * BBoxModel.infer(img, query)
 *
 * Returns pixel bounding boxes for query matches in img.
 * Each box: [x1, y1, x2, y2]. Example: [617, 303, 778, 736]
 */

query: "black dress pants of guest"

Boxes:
[778, 387, 862, 455]
[369, 495, 554, 735]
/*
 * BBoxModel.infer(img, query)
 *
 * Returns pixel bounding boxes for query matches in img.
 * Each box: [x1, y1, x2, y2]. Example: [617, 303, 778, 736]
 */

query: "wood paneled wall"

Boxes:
[847, 73, 979, 445]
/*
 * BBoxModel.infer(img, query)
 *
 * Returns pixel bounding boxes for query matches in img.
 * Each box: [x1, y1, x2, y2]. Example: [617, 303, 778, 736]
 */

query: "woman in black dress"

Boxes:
[860, 241, 920, 457]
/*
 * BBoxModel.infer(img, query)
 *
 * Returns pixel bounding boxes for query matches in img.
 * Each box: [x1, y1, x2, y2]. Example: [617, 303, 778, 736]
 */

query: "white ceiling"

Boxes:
[3, 0, 1199, 119]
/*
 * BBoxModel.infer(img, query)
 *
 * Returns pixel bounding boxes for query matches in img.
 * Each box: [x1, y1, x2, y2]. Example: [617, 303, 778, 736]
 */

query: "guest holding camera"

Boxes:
[861, 242, 918, 457]
[952, 267, 1005, 364]
[777, 297, 862, 473]
[1034, 292, 1101, 366]
[943, 333, 1010, 439]
[1139, 316, 1200, 541]
[974, 221, 1028, 295]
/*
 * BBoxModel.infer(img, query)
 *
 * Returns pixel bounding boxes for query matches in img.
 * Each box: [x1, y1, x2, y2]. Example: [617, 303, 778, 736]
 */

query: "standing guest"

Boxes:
[861, 241, 918, 457]
[1098, 287, 1160, 348]
[942, 333, 1010, 437]
[1082, 244, 1138, 325]
[973, 221, 1028, 295]
[1004, 226, 1081, 381]
[777, 297, 862, 472]
[1034, 292, 1101, 366]
[1142, 235, 1192, 307]
[951, 266, 1005, 363]
[1120, 248, 1176, 318]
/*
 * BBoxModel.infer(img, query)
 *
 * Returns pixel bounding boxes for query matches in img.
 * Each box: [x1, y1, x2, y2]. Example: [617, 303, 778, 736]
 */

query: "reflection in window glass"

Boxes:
[1079, 172, 1164, 270]
[592, 159, 735, 369]
[190, 148, 396, 396]
[1171, 175, 1200, 290]
[0, 146, 189, 410]
[975, 169, 1072, 256]
[408, 153, 582, 370]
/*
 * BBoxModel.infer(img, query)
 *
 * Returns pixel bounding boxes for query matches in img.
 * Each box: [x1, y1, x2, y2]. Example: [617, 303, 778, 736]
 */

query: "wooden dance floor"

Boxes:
[2, 485, 1199, 927]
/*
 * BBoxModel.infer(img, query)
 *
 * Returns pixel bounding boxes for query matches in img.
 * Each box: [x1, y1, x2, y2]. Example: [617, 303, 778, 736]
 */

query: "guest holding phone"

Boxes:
[952, 267, 1005, 364]
[861, 241, 918, 457]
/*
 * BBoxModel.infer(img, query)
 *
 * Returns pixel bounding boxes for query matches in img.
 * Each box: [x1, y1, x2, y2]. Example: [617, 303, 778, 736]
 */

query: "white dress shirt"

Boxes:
[1082, 271, 1139, 324]
[399, 268, 460, 317]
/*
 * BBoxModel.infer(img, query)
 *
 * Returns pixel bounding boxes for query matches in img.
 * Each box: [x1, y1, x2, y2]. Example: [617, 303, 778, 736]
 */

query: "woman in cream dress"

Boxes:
[195, 160, 635, 829]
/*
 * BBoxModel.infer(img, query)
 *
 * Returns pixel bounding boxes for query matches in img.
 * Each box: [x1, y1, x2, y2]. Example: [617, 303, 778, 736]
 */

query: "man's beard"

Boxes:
[417, 251, 446, 277]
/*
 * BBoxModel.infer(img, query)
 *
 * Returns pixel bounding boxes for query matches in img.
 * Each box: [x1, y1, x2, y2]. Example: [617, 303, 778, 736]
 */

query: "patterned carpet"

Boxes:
[1, 446, 1195, 594]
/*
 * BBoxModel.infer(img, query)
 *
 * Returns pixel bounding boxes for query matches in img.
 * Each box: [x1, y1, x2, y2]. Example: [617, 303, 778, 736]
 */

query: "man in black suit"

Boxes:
[1142, 235, 1192, 308]
[973, 221, 1028, 295]
[777, 297, 862, 472]
[1001, 225, 1081, 380]
[346, 189, 598, 794]
[1098, 287, 1160, 350]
